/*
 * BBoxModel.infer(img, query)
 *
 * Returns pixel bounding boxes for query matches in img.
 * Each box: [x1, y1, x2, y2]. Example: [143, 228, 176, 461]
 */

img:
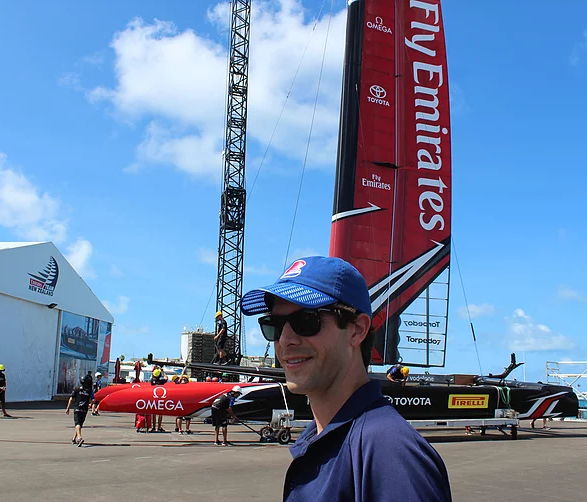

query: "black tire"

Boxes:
[511, 426, 518, 440]
[278, 429, 292, 445]
[260, 426, 273, 439]
[480, 427, 486, 436]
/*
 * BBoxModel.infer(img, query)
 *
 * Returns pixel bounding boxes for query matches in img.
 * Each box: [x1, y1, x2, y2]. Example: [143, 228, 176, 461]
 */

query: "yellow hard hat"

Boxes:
[153, 368, 161, 377]
[0, 364, 4, 371]
[215, 311, 223, 318]
[401, 366, 410, 377]
[171, 374, 179, 381]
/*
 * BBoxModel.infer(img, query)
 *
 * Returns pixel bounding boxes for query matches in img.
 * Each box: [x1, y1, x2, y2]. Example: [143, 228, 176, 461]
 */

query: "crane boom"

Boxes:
[216, 0, 251, 364]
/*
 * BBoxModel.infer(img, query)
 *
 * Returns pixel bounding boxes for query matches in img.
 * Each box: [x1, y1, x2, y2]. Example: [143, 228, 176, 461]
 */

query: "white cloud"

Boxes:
[103, 295, 130, 315]
[570, 29, 587, 66]
[58, 72, 82, 90]
[557, 285, 587, 303]
[244, 263, 277, 276]
[110, 265, 125, 277]
[87, 2, 347, 177]
[198, 247, 218, 266]
[506, 309, 575, 352]
[246, 326, 268, 348]
[116, 324, 150, 335]
[134, 121, 223, 179]
[457, 303, 494, 319]
[449, 82, 470, 116]
[82, 51, 105, 66]
[289, 247, 324, 260]
[66, 238, 96, 279]
[0, 153, 68, 243]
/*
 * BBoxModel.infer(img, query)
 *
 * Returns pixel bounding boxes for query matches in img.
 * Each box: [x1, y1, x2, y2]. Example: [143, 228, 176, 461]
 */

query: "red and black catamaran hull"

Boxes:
[96, 378, 578, 422]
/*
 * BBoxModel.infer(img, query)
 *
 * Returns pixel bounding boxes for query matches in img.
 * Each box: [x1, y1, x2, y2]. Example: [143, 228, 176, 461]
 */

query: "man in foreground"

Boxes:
[241, 256, 452, 501]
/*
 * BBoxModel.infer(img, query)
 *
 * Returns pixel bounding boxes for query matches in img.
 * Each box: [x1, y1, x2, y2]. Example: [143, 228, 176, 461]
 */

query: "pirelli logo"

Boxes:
[448, 394, 489, 409]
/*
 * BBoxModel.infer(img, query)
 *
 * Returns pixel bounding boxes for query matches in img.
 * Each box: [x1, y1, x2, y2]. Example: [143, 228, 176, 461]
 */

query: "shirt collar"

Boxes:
[290, 380, 383, 458]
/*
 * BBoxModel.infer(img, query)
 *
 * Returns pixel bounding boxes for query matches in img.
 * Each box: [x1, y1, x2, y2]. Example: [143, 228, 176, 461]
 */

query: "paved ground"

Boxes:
[1, 405, 586, 501]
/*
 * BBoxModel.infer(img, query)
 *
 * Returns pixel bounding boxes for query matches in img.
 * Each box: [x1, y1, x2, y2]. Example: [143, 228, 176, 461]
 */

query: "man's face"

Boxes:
[273, 298, 354, 397]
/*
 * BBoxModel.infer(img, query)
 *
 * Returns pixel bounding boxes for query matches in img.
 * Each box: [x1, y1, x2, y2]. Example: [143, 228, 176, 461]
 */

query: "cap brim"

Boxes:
[241, 282, 337, 315]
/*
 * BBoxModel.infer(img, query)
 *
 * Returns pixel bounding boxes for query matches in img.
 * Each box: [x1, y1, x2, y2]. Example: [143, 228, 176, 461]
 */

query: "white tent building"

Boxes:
[0, 242, 113, 402]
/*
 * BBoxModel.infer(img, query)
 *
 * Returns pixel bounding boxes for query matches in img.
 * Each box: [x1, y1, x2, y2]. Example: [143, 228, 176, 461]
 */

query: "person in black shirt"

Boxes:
[150, 367, 168, 432]
[0, 364, 11, 417]
[211, 386, 242, 446]
[386, 364, 409, 384]
[214, 311, 228, 364]
[66, 375, 92, 446]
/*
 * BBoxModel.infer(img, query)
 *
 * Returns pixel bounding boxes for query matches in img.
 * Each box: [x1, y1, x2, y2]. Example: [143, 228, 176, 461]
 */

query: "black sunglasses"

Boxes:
[258, 306, 356, 342]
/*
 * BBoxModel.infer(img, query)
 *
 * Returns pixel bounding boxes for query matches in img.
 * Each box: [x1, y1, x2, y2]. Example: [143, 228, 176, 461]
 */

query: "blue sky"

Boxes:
[0, 0, 586, 383]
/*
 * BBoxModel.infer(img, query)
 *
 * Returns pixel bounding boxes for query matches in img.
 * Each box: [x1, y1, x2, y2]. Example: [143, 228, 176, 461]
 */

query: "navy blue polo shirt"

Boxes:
[284, 380, 451, 501]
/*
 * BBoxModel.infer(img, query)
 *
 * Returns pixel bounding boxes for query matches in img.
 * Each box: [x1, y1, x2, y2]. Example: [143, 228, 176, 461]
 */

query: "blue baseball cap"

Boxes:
[240, 256, 372, 317]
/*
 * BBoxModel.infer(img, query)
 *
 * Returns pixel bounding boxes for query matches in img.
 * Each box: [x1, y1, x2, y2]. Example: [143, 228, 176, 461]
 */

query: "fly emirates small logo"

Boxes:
[362, 173, 391, 191]
[136, 386, 185, 412]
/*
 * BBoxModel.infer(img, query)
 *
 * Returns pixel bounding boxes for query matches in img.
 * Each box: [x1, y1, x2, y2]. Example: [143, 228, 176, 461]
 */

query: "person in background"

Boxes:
[214, 311, 228, 364]
[150, 367, 168, 432]
[386, 364, 410, 384]
[174, 375, 193, 434]
[241, 256, 451, 501]
[530, 417, 550, 430]
[0, 364, 11, 417]
[91, 372, 103, 416]
[66, 374, 92, 446]
[211, 386, 242, 446]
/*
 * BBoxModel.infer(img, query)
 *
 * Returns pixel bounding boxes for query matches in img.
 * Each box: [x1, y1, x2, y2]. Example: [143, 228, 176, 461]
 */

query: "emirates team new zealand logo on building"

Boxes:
[28, 256, 59, 296]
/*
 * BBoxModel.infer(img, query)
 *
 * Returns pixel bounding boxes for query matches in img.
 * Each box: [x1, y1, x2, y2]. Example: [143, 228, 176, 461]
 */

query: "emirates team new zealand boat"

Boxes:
[97, 0, 578, 429]
[327, 0, 577, 423]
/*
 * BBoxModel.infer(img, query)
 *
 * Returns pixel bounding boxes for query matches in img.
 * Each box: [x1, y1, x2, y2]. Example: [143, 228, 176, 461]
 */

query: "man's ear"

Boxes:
[349, 313, 371, 348]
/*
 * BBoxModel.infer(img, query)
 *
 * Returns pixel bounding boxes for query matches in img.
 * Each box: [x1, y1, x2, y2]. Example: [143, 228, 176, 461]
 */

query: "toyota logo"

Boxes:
[153, 386, 167, 399]
[370, 85, 386, 99]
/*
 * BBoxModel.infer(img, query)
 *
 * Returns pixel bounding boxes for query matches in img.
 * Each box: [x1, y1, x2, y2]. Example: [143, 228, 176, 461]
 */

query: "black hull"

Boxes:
[231, 377, 578, 423]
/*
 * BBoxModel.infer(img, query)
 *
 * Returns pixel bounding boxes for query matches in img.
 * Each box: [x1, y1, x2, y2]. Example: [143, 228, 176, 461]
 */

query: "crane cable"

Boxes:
[452, 237, 483, 376]
[283, 0, 337, 268]
[248, 0, 331, 200]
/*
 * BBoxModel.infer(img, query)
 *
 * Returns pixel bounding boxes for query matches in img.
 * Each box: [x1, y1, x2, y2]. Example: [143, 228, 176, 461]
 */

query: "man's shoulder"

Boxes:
[353, 401, 426, 447]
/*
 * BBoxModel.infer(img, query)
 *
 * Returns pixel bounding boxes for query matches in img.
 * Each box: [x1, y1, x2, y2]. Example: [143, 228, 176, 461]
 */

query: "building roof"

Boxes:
[0, 241, 113, 322]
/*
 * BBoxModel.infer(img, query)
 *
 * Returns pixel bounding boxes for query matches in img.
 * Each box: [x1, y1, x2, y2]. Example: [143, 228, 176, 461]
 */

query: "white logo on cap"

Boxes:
[280, 260, 306, 279]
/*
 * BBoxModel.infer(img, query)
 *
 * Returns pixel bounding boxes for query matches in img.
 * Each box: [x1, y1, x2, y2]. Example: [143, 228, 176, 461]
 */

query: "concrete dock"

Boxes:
[1, 404, 585, 501]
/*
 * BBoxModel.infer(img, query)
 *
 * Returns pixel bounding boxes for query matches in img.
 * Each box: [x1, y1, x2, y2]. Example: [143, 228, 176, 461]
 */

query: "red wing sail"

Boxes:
[330, 0, 451, 366]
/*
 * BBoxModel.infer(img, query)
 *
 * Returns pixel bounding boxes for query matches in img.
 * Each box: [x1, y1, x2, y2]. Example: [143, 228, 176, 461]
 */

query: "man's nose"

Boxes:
[277, 321, 301, 346]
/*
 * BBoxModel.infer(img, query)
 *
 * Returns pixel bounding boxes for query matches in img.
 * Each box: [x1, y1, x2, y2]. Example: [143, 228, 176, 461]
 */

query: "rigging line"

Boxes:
[283, 0, 336, 269]
[247, 0, 330, 200]
[198, 281, 217, 334]
[452, 237, 483, 376]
